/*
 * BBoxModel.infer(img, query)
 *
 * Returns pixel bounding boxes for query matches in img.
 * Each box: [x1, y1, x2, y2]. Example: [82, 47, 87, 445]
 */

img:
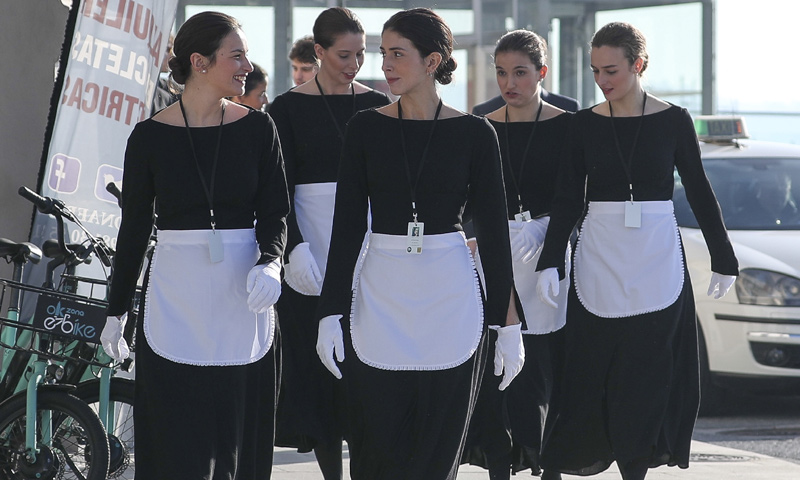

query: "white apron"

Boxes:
[350, 232, 484, 371]
[144, 229, 276, 366]
[286, 182, 336, 296]
[573, 201, 684, 318]
[474, 217, 571, 335]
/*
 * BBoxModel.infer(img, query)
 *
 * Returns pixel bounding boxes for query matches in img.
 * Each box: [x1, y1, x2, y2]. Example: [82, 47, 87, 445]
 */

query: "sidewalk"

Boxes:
[271, 440, 800, 479]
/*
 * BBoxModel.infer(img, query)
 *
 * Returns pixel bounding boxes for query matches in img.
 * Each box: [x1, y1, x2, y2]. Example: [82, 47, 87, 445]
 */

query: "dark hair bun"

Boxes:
[435, 57, 457, 85]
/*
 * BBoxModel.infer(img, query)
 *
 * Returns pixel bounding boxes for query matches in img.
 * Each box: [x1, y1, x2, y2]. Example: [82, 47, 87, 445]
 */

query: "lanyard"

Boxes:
[397, 98, 443, 223]
[503, 101, 543, 214]
[315, 75, 356, 143]
[608, 90, 647, 202]
[179, 96, 225, 231]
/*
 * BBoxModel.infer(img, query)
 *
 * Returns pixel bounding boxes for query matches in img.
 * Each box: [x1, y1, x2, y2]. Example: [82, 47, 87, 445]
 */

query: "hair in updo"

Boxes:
[313, 7, 364, 50]
[383, 8, 457, 85]
[168, 11, 242, 85]
[495, 29, 547, 71]
[590, 22, 649, 75]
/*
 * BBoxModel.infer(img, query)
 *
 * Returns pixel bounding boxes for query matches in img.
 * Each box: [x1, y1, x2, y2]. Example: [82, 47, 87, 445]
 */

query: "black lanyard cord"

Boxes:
[315, 75, 356, 143]
[397, 98, 443, 223]
[609, 90, 647, 202]
[179, 96, 225, 230]
[503, 101, 543, 214]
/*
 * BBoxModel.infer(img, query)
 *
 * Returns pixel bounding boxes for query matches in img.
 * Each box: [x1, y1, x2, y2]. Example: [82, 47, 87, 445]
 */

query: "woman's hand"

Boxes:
[100, 314, 129, 361]
[316, 315, 345, 379]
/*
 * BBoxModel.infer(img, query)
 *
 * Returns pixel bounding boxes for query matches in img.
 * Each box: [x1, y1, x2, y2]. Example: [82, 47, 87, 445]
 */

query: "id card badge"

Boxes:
[406, 222, 424, 254]
[207, 230, 224, 263]
[624, 201, 642, 228]
[514, 210, 532, 222]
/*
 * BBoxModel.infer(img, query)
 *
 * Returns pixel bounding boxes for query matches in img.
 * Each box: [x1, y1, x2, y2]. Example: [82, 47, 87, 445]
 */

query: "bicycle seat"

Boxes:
[42, 238, 92, 264]
[0, 237, 42, 264]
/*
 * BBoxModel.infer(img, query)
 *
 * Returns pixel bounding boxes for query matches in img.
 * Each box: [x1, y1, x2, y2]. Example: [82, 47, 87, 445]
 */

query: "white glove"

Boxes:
[536, 267, 560, 309]
[707, 272, 736, 299]
[509, 219, 548, 264]
[316, 315, 345, 379]
[284, 242, 323, 296]
[246, 260, 282, 313]
[100, 314, 129, 362]
[494, 323, 525, 390]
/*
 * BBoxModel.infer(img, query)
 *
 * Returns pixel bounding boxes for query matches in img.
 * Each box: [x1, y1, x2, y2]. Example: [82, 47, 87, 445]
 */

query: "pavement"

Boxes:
[271, 440, 800, 479]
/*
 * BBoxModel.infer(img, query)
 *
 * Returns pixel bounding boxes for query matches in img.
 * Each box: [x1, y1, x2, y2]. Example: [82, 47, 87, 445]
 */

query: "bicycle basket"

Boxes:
[0, 279, 109, 367]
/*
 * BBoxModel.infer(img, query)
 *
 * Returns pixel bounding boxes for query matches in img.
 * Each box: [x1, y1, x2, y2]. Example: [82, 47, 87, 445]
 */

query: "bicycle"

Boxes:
[0, 236, 110, 480]
[15, 186, 137, 479]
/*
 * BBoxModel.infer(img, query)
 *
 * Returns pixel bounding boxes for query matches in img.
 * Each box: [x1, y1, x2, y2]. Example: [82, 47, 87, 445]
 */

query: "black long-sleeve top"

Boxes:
[316, 109, 516, 327]
[268, 90, 390, 254]
[488, 112, 573, 219]
[106, 110, 289, 316]
[536, 105, 738, 277]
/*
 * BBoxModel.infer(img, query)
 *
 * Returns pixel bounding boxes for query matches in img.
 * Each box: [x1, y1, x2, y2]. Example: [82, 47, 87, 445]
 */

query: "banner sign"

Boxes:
[29, 0, 178, 284]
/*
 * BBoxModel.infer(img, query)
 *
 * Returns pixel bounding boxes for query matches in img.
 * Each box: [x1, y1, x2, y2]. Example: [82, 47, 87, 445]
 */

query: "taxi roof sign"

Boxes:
[694, 115, 749, 142]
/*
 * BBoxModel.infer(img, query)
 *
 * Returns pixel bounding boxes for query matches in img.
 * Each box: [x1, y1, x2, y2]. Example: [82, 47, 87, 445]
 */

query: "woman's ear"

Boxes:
[190, 52, 209, 74]
[426, 52, 443, 75]
[539, 65, 549, 81]
[314, 43, 326, 62]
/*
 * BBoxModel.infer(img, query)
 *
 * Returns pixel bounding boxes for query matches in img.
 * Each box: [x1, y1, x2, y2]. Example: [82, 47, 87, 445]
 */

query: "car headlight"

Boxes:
[735, 269, 800, 306]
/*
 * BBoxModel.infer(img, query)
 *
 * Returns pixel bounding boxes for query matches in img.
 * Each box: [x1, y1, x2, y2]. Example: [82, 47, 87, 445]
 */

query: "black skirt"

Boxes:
[541, 268, 699, 475]
[133, 312, 277, 480]
[274, 284, 346, 452]
[343, 318, 489, 480]
[462, 328, 565, 475]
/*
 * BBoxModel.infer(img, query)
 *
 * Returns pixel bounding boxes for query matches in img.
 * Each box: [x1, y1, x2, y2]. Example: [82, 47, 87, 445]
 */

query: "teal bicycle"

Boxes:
[0, 236, 110, 480]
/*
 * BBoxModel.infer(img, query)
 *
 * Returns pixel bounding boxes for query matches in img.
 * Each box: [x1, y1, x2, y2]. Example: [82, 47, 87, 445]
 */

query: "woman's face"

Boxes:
[238, 80, 268, 111]
[206, 29, 253, 97]
[380, 29, 428, 97]
[494, 50, 544, 109]
[590, 45, 641, 103]
[316, 32, 365, 87]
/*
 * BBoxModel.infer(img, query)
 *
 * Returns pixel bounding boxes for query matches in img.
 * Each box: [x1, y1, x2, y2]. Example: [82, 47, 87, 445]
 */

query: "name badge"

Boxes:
[207, 230, 224, 263]
[514, 210, 532, 222]
[624, 201, 642, 228]
[406, 222, 424, 254]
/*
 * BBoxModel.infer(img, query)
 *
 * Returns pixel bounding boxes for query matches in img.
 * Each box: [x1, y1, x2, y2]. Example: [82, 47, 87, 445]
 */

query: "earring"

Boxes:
[202, 69, 207, 73]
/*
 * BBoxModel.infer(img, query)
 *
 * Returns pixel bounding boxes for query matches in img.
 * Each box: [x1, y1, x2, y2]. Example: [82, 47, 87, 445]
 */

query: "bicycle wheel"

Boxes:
[72, 378, 135, 479]
[0, 389, 110, 480]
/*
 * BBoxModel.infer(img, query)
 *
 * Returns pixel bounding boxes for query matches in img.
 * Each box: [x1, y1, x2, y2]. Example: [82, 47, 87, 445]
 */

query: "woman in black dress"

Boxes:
[462, 29, 570, 480]
[269, 7, 389, 479]
[535, 22, 738, 480]
[101, 11, 288, 479]
[314, 8, 525, 480]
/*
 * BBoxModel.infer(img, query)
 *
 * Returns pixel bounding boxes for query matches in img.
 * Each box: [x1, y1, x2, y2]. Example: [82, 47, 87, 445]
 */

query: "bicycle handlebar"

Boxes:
[18, 186, 114, 268]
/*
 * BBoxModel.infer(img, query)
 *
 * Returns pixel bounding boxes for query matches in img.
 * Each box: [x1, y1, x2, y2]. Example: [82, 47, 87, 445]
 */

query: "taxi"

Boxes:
[673, 116, 800, 413]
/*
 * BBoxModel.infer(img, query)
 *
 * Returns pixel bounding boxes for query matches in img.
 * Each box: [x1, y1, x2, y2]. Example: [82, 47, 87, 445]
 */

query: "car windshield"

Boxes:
[674, 157, 800, 230]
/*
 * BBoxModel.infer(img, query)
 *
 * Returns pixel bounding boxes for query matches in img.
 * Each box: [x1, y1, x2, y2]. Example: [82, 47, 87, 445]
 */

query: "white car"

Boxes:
[673, 116, 800, 413]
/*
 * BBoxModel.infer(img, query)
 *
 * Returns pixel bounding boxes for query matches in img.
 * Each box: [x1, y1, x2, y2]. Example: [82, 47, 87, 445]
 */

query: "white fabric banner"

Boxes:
[29, 0, 178, 284]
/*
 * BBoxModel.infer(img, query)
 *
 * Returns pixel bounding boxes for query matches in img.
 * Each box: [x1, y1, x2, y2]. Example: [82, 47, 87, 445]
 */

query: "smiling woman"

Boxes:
[103, 10, 289, 480]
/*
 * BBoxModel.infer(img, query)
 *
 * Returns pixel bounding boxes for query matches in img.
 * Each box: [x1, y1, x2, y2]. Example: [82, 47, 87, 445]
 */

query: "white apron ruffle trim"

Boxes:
[144, 229, 275, 366]
[350, 232, 484, 371]
[574, 201, 684, 318]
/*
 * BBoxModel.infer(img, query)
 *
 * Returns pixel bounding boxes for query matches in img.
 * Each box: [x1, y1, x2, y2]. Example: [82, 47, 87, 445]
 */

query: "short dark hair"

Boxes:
[289, 35, 317, 64]
[591, 22, 649, 75]
[169, 11, 241, 85]
[244, 63, 267, 95]
[382, 8, 457, 85]
[313, 7, 364, 50]
[495, 29, 547, 71]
